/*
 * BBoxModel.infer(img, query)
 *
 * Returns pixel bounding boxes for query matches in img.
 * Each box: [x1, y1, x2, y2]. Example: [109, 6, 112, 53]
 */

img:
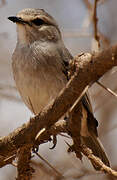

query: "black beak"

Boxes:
[8, 16, 24, 23]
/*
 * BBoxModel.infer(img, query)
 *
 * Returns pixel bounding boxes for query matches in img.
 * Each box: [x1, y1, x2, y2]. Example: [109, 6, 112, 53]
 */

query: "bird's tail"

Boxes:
[81, 93, 110, 170]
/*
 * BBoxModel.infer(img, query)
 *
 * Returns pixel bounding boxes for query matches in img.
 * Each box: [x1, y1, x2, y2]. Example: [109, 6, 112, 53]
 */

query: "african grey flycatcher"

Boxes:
[8, 8, 110, 169]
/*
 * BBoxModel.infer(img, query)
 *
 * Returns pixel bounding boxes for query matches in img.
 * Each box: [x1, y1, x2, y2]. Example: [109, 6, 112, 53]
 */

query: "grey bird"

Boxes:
[8, 8, 110, 169]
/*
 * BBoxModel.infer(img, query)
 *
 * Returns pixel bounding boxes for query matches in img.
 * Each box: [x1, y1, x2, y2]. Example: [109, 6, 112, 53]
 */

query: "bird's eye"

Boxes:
[31, 18, 45, 26]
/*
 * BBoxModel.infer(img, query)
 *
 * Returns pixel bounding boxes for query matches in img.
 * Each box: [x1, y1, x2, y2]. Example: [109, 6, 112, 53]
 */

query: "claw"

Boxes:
[49, 135, 57, 149]
[32, 145, 39, 153]
[64, 140, 74, 153]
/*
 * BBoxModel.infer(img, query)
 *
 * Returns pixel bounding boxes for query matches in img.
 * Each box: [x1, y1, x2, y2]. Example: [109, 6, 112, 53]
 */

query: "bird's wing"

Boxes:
[61, 47, 110, 169]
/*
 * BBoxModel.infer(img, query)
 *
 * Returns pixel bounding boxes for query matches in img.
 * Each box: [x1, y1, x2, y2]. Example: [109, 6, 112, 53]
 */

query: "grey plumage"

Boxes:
[8, 8, 110, 169]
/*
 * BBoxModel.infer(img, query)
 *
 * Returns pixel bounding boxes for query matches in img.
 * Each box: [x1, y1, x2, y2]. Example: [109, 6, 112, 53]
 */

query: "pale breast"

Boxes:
[12, 43, 67, 114]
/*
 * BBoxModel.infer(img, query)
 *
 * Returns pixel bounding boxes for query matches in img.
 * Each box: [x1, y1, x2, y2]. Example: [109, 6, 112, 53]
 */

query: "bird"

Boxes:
[8, 8, 110, 169]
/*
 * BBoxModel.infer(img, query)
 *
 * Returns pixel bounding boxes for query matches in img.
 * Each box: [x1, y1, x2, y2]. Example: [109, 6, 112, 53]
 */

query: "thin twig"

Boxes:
[34, 151, 64, 178]
[83, 0, 110, 48]
[31, 160, 59, 177]
[0, 154, 16, 168]
[93, 0, 100, 48]
[59, 133, 71, 139]
[83, 0, 92, 11]
[97, 81, 117, 98]
[70, 85, 89, 112]
[82, 145, 117, 177]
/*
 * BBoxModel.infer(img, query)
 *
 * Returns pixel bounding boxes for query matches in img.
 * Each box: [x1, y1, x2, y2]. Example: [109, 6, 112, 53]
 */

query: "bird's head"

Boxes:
[8, 8, 62, 45]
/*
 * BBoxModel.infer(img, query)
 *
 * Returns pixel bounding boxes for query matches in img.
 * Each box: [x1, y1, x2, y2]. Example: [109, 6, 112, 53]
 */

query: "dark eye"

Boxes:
[31, 18, 45, 26]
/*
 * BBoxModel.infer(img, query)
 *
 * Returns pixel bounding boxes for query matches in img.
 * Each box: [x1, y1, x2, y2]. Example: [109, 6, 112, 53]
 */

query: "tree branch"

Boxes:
[0, 44, 117, 169]
[93, 0, 100, 47]
[16, 146, 34, 180]
[82, 145, 117, 177]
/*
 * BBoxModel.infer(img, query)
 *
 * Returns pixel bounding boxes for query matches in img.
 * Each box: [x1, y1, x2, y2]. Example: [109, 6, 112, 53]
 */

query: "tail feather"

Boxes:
[81, 93, 110, 170]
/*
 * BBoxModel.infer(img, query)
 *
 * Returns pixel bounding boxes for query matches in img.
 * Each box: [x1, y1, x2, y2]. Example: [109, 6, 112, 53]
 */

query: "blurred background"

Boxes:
[0, 0, 117, 179]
